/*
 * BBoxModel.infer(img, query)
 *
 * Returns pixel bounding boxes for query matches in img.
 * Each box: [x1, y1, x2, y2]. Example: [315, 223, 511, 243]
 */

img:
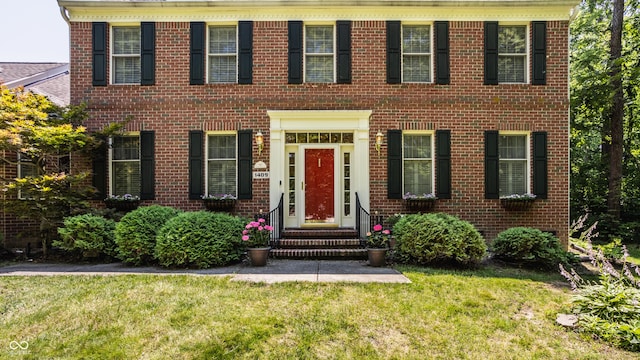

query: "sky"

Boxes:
[0, 0, 70, 62]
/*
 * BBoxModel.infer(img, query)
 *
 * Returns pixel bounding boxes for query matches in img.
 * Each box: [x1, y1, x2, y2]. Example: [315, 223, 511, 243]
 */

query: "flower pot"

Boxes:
[247, 247, 270, 266]
[404, 199, 435, 212]
[203, 199, 236, 212]
[500, 199, 534, 211]
[104, 200, 140, 212]
[367, 248, 387, 267]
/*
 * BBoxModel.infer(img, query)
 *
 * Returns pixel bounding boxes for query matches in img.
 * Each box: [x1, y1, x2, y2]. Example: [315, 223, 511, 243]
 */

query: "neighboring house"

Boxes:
[56, 0, 578, 248]
[1, 63, 70, 250]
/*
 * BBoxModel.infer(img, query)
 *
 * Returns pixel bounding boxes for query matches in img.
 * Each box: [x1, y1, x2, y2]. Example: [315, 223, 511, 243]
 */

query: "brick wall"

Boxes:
[66, 20, 570, 245]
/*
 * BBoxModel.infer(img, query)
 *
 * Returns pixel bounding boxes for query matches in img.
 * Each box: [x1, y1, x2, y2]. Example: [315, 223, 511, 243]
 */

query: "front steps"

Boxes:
[270, 228, 367, 260]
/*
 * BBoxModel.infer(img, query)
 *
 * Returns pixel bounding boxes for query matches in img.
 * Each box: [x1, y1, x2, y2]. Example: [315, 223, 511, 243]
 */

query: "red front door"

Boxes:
[305, 149, 335, 223]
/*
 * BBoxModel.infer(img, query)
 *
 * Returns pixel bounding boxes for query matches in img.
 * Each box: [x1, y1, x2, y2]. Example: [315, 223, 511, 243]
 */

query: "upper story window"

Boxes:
[402, 25, 432, 83]
[498, 25, 527, 83]
[209, 26, 237, 83]
[110, 135, 140, 197]
[403, 133, 434, 196]
[499, 134, 528, 196]
[112, 26, 141, 84]
[305, 25, 334, 83]
[207, 134, 237, 196]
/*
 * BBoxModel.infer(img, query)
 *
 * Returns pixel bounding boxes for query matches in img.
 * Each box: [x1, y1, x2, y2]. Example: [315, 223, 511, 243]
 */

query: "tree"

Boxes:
[607, 0, 624, 218]
[0, 85, 97, 256]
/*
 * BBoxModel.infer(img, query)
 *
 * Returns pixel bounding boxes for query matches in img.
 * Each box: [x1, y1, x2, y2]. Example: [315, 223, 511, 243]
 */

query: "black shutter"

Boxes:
[532, 21, 547, 85]
[436, 130, 452, 199]
[337, 20, 352, 84]
[190, 22, 205, 85]
[237, 130, 252, 200]
[189, 131, 204, 200]
[386, 21, 401, 84]
[140, 131, 155, 200]
[484, 21, 499, 85]
[238, 21, 253, 84]
[92, 22, 107, 86]
[92, 141, 107, 199]
[532, 132, 548, 199]
[141, 22, 155, 86]
[288, 21, 303, 84]
[485, 131, 500, 199]
[435, 21, 450, 85]
[387, 130, 403, 199]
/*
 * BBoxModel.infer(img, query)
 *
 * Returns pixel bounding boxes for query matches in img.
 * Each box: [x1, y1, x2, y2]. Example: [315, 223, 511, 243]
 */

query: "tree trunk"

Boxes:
[607, 0, 624, 219]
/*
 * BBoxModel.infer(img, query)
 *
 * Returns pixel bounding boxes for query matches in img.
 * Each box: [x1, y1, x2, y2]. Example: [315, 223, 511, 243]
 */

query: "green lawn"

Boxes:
[0, 265, 634, 359]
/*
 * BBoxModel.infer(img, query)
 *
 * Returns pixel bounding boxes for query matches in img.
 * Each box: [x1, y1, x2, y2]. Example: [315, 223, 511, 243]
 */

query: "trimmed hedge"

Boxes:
[155, 211, 246, 269]
[492, 227, 576, 269]
[114, 205, 182, 265]
[54, 214, 116, 259]
[393, 213, 487, 265]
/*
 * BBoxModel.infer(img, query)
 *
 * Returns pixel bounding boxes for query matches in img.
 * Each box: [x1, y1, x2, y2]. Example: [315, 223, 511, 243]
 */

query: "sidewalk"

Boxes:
[0, 260, 411, 284]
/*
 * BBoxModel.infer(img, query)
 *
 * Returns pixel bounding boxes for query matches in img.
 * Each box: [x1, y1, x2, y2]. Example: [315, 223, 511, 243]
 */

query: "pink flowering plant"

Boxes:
[367, 224, 391, 248]
[242, 218, 273, 248]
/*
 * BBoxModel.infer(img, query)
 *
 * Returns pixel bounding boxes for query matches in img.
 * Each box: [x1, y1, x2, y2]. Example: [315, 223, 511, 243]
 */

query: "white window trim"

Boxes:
[498, 23, 529, 84]
[402, 131, 436, 196]
[108, 133, 140, 196]
[304, 23, 336, 83]
[207, 23, 239, 84]
[499, 131, 531, 195]
[205, 131, 238, 197]
[401, 23, 434, 84]
[110, 24, 141, 85]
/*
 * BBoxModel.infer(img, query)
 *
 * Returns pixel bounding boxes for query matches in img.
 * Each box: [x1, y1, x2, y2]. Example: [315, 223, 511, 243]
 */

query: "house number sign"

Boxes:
[253, 171, 270, 179]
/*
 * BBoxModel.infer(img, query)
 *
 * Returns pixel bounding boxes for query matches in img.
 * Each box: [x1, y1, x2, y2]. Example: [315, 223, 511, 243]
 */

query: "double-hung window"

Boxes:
[209, 26, 237, 83]
[305, 25, 334, 83]
[403, 133, 434, 195]
[111, 135, 140, 197]
[112, 26, 141, 84]
[402, 25, 432, 83]
[498, 25, 527, 83]
[207, 134, 237, 196]
[499, 134, 528, 196]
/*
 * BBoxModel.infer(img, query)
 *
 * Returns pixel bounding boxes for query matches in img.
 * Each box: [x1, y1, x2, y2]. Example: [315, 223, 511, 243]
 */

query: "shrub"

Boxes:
[393, 213, 486, 265]
[54, 214, 116, 259]
[492, 227, 576, 269]
[114, 205, 182, 265]
[155, 211, 245, 269]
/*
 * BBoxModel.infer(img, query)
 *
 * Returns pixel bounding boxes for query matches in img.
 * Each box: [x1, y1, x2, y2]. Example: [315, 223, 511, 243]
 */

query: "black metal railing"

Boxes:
[255, 193, 284, 248]
[355, 192, 370, 247]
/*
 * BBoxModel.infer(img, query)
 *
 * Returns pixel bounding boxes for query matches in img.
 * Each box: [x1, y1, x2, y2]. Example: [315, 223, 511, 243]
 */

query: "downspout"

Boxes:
[59, 6, 70, 25]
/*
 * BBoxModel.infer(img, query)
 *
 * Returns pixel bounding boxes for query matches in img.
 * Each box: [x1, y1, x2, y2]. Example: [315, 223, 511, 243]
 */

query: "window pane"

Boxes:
[113, 161, 140, 197]
[499, 135, 526, 159]
[498, 56, 525, 83]
[113, 27, 140, 55]
[498, 26, 526, 54]
[207, 160, 236, 195]
[306, 55, 333, 82]
[404, 134, 432, 159]
[306, 26, 333, 53]
[403, 25, 431, 54]
[209, 56, 237, 83]
[209, 26, 236, 54]
[208, 135, 236, 159]
[498, 25, 526, 83]
[499, 160, 526, 196]
[404, 160, 433, 195]
[403, 55, 431, 82]
[114, 57, 141, 84]
[113, 136, 140, 160]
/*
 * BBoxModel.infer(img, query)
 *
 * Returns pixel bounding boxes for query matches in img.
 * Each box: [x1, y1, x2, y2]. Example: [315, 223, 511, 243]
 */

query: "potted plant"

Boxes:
[366, 224, 391, 267]
[403, 192, 437, 212]
[104, 194, 140, 212]
[242, 218, 273, 266]
[201, 193, 237, 212]
[500, 193, 536, 211]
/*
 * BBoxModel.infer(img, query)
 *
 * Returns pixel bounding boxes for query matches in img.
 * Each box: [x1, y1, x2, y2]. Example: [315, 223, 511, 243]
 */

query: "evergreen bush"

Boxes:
[54, 214, 116, 259]
[155, 211, 245, 269]
[114, 205, 182, 265]
[393, 213, 486, 265]
[492, 227, 576, 269]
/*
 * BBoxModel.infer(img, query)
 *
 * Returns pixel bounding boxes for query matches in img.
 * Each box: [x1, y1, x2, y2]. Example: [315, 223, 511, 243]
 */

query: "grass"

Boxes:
[0, 265, 635, 359]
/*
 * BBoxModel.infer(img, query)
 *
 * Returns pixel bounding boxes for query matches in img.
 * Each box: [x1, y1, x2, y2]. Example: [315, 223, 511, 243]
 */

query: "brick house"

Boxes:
[51, 0, 578, 251]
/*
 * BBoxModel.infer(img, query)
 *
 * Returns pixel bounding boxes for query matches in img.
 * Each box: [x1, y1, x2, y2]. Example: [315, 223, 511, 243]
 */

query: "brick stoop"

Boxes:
[271, 228, 367, 260]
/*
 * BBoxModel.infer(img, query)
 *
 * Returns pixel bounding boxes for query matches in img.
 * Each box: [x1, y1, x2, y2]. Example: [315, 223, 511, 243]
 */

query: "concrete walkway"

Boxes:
[0, 260, 411, 284]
